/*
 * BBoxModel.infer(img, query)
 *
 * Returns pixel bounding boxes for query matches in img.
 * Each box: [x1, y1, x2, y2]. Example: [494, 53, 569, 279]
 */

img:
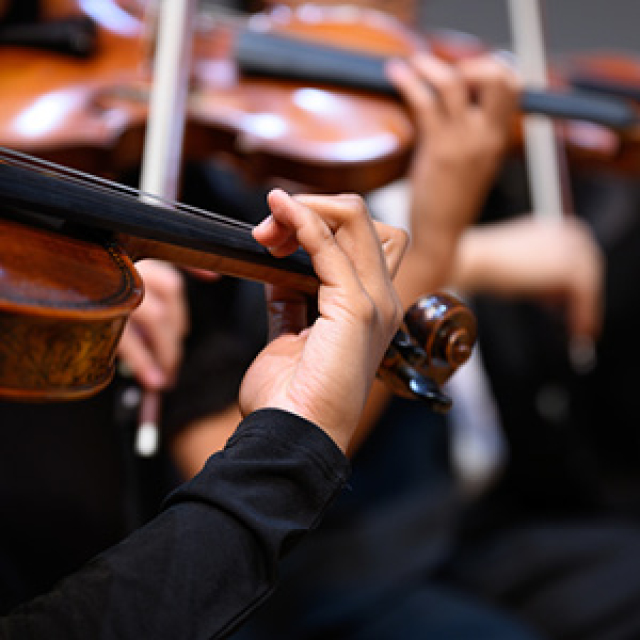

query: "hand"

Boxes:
[239, 189, 407, 452]
[385, 53, 519, 293]
[451, 216, 605, 339]
[117, 259, 189, 390]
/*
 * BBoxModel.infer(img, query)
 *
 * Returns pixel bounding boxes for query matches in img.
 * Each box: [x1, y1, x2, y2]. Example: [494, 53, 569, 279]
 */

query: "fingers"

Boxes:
[255, 190, 363, 298]
[372, 219, 409, 279]
[181, 266, 222, 281]
[292, 192, 408, 287]
[456, 217, 605, 340]
[252, 189, 406, 360]
[386, 54, 467, 128]
[568, 278, 604, 340]
[563, 220, 605, 339]
[255, 190, 407, 306]
[118, 324, 166, 390]
[458, 54, 520, 130]
[244, 190, 406, 450]
[386, 52, 519, 142]
[250, 206, 301, 258]
[386, 57, 436, 126]
[117, 260, 189, 390]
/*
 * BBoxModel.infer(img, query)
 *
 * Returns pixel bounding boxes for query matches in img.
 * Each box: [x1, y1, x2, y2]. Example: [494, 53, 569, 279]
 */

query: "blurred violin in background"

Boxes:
[564, 51, 640, 105]
[0, 0, 420, 191]
[2, 1, 638, 194]
[209, 3, 640, 184]
[0, 0, 152, 175]
[558, 49, 640, 175]
[179, 1, 640, 191]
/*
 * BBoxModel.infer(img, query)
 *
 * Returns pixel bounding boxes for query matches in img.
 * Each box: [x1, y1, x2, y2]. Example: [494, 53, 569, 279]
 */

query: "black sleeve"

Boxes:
[0, 409, 350, 640]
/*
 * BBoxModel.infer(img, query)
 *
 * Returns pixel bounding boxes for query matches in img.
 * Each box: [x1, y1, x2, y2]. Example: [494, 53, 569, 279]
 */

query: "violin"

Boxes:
[0, 1, 417, 192]
[556, 50, 640, 175]
[0, 0, 150, 176]
[0, 2, 477, 422]
[189, 4, 640, 188]
[3, 2, 638, 193]
[184, 5, 424, 193]
[563, 51, 640, 104]
[0, 148, 476, 411]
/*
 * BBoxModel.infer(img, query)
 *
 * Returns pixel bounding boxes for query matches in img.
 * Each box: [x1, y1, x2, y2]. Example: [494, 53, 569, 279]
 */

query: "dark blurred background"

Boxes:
[421, 0, 640, 55]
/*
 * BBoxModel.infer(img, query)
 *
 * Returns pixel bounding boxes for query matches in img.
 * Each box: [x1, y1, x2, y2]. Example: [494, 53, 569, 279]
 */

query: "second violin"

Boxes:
[189, 4, 640, 188]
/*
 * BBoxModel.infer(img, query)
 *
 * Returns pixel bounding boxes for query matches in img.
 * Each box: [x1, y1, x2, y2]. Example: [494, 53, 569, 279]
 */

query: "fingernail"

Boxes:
[254, 215, 274, 233]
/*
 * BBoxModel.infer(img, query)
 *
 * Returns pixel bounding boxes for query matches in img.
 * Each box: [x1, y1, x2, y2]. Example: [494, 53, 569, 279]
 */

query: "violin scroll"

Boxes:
[379, 291, 477, 412]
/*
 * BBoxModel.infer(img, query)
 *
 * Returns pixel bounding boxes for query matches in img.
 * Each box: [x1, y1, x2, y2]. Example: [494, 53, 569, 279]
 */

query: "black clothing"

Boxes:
[469, 164, 640, 516]
[231, 399, 543, 640]
[0, 381, 137, 614]
[0, 274, 264, 614]
[438, 165, 640, 639]
[0, 409, 350, 639]
[440, 519, 640, 640]
[0, 160, 271, 613]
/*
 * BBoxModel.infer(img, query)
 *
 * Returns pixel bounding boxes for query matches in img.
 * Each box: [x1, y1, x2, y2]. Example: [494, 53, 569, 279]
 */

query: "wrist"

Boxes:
[449, 227, 502, 294]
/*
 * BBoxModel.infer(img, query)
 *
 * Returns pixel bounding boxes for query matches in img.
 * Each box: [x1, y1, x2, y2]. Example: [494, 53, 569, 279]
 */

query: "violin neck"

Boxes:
[0, 15, 97, 57]
[120, 235, 317, 293]
[236, 29, 394, 94]
[0, 154, 317, 293]
[235, 29, 639, 132]
[570, 73, 640, 104]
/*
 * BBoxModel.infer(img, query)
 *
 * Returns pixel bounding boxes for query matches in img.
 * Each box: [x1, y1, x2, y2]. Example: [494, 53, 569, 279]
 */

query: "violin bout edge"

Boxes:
[0, 312, 125, 401]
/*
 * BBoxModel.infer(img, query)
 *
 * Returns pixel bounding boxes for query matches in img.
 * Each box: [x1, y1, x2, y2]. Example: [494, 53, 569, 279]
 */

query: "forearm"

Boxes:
[448, 226, 495, 295]
[448, 217, 605, 339]
[0, 410, 350, 640]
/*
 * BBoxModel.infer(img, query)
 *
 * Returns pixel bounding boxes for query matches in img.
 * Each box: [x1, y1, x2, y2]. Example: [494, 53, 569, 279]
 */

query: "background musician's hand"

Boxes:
[451, 216, 605, 340]
[239, 189, 407, 452]
[385, 52, 520, 295]
[117, 259, 189, 390]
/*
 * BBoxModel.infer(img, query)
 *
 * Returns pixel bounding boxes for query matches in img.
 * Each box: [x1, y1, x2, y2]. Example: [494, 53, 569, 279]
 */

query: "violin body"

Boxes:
[0, 149, 314, 401]
[0, 0, 148, 174]
[559, 50, 640, 176]
[208, 6, 639, 185]
[186, 5, 424, 192]
[0, 1, 420, 192]
[2, 1, 638, 191]
[0, 215, 142, 400]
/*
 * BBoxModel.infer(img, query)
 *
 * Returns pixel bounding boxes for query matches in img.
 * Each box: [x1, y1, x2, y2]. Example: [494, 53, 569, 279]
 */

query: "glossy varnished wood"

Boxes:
[0, 216, 143, 400]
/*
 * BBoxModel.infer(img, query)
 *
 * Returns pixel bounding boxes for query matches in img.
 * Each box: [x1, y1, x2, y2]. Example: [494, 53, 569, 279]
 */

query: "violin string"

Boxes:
[0, 147, 255, 232]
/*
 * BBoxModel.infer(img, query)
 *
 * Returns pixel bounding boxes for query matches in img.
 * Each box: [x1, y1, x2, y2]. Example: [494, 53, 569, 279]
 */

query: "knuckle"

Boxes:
[163, 269, 185, 297]
[336, 192, 370, 222]
[383, 291, 404, 330]
[390, 225, 410, 251]
[316, 219, 335, 244]
[354, 291, 377, 325]
[339, 192, 367, 211]
[411, 90, 435, 117]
